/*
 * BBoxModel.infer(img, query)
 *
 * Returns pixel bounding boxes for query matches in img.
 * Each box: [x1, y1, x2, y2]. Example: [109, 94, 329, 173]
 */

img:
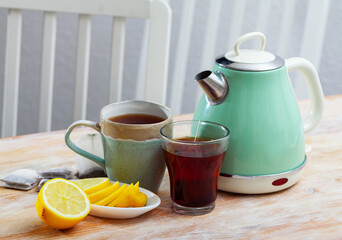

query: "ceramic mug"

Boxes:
[65, 100, 172, 193]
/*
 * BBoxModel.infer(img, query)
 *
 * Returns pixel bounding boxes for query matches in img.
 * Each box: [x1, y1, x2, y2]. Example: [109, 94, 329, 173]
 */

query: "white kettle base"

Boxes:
[218, 157, 306, 194]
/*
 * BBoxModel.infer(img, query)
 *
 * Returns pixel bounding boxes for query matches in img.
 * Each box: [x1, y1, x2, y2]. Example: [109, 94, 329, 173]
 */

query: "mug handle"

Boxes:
[65, 120, 105, 169]
[285, 57, 324, 134]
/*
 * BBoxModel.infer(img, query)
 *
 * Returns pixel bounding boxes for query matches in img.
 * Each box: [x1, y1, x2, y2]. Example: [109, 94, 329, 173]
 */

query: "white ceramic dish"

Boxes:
[89, 185, 161, 219]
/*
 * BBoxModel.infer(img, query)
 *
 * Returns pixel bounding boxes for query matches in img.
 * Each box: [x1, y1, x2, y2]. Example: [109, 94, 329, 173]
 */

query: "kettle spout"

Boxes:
[195, 70, 229, 105]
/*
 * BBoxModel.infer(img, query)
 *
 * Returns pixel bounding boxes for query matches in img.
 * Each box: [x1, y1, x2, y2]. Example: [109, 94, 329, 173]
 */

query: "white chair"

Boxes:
[0, 0, 171, 137]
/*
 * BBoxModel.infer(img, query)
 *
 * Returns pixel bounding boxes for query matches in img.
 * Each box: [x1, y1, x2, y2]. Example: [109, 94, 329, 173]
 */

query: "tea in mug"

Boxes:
[109, 114, 165, 125]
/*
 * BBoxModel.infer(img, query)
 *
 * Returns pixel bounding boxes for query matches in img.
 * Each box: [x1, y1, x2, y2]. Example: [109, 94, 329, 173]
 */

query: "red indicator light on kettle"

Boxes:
[272, 178, 288, 186]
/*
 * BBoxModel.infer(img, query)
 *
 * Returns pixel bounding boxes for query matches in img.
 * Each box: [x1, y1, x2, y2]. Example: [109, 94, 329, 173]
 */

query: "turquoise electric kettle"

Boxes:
[193, 32, 324, 194]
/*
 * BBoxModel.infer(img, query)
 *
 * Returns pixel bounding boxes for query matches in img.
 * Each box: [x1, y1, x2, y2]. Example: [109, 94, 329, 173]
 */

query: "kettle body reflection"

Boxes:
[193, 32, 324, 194]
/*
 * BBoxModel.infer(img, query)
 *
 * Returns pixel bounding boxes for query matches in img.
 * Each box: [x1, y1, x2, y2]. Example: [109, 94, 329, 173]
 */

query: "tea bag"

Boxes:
[38, 167, 75, 179]
[37, 178, 49, 192]
[35, 167, 76, 192]
[0, 169, 39, 190]
[75, 133, 106, 178]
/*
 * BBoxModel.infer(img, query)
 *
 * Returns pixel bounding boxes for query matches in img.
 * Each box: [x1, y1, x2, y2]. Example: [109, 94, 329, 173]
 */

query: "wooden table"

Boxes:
[1, 95, 342, 239]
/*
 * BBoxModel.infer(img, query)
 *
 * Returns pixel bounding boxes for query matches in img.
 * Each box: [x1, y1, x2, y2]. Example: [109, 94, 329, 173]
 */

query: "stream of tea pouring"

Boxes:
[193, 120, 201, 142]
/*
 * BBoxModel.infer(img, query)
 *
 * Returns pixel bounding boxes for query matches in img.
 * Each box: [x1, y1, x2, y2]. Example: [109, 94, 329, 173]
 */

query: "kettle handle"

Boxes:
[285, 57, 324, 134]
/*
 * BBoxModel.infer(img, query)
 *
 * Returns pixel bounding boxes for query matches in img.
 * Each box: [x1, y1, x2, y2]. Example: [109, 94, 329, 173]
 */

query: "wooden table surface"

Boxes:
[1, 95, 342, 239]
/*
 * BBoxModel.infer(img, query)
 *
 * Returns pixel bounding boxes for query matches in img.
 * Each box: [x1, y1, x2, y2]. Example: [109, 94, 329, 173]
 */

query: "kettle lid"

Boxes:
[216, 32, 284, 72]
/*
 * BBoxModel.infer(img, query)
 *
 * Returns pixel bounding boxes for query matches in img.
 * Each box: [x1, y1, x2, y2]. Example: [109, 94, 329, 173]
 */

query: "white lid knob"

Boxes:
[225, 32, 275, 64]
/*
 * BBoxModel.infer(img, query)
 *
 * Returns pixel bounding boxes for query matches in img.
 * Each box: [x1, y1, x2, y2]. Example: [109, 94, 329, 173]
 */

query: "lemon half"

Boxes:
[36, 178, 90, 229]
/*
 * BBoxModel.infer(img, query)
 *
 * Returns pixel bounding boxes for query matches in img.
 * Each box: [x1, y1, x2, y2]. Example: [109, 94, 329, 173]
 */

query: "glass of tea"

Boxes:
[160, 120, 229, 215]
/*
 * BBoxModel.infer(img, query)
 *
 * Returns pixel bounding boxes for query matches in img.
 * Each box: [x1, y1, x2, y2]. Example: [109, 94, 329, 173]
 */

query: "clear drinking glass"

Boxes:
[160, 120, 230, 215]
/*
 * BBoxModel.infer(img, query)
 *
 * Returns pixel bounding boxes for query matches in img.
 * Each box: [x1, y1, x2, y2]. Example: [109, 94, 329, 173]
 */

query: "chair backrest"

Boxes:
[0, 0, 171, 137]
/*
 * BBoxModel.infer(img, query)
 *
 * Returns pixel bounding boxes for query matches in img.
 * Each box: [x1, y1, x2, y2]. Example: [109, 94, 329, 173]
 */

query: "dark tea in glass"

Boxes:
[163, 137, 225, 207]
[160, 121, 229, 215]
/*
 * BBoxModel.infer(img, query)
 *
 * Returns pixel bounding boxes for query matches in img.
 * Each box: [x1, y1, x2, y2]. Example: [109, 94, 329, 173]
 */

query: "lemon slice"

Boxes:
[113, 182, 147, 208]
[108, 183, 134, 207]
[88, 182, 120, 204]
[73, 177, 110, 194]
[95, 184, 127, 206]
[132, 181, 139, 193]
[36, 178, 90, 229]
